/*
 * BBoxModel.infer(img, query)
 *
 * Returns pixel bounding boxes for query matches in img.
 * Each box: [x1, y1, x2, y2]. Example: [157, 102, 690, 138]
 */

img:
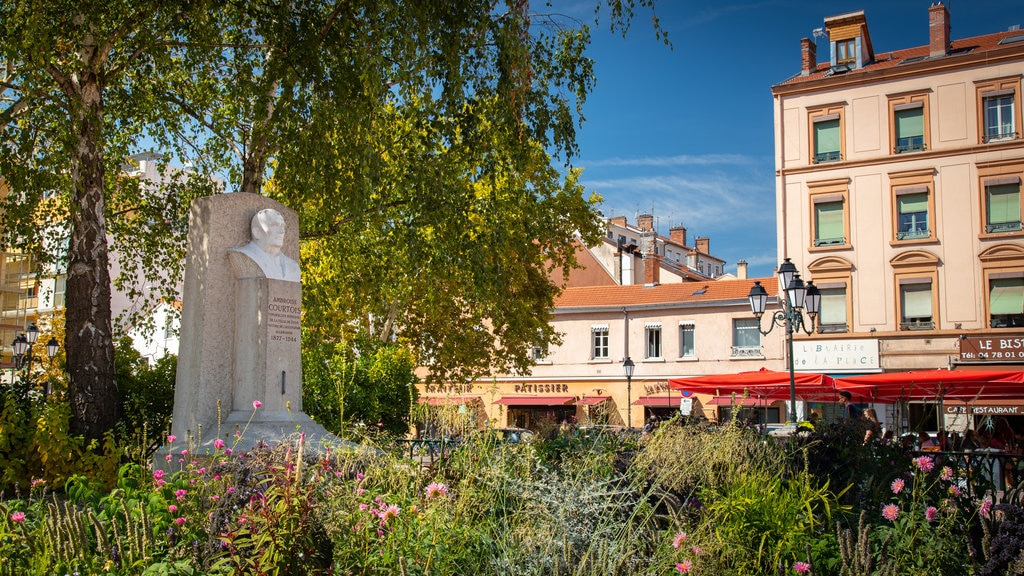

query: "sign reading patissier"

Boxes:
[960, 335, 1024, 361]
[793, 339, 880, 373]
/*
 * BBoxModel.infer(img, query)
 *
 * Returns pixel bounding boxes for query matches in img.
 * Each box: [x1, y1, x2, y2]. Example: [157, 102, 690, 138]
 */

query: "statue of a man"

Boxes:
[229, 208, 301, 282]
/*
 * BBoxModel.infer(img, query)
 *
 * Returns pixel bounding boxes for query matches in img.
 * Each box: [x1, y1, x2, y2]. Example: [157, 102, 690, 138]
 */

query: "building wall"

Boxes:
[773, 9, 1024, 372]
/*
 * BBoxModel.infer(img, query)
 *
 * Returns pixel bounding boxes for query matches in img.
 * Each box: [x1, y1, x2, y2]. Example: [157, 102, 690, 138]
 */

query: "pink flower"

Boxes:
[359, 503, 368, 511]
[214, 438, 225, 450]
[940, 466, 953, 481]
[424, 482, 449, 499]
[925, 506, 939, 522]
[914, 456, 935, 473]
[165, 454, 172, 462]
[882, 503, 900, 521]
[355, 488, 365, 496]
[676, 560, 693, 573]
[167, 435, 177, 443]
[980, 499, 992, 518]
[890, 478, 905, 494]
[690, 545, 704, 555]
[377, 504, 400, 523]
[949, 485, 962, 497]
[225, 448, 233, 455]
[168, 505, 178, 513]
[793, 561, 811, 574]
[356, 472, 365, 482]
[175, 489, 188, 502]
[672, 532, 688, 549]
[175, 517, 186, 526]
[10, 511, 25, 523]
[153, 470, 165, 481]
[252, 400, 262, 409]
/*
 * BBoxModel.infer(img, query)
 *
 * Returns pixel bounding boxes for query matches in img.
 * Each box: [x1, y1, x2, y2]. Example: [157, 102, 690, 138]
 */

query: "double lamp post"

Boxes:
[10, 323, 60, 390]
[746, 258, 820, 423]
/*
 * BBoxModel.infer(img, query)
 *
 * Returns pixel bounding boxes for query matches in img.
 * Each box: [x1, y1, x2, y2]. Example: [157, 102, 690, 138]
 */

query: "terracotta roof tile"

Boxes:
[555, 277, 779, 309]
[777, 29, 1024, 87]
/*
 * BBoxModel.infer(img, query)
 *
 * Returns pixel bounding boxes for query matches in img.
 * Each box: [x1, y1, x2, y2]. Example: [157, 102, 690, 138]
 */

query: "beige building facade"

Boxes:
[772, 5, 1024, 385]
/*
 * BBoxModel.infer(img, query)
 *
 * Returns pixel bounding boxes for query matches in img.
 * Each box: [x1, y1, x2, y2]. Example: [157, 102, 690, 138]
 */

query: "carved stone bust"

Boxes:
[228, 208, 301, 282]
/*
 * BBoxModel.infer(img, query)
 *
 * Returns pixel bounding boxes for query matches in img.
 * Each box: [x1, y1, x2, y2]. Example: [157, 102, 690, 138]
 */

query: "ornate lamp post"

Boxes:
[747, 258, 821, 422]
[9, 324, 58, 392]
[623, 356, 635, 428]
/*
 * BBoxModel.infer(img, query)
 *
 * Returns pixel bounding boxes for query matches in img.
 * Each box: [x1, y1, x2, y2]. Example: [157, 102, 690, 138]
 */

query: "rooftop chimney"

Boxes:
[736, 260, 748, 280]
[609, 215, 627, 228]
[643, 253, 661, 287]
[637, 213, 654, 231]
[695, 237, 710, 255]
[801, 38, 817, 75]
[669, 226, 687, 246]
[929, 3, 950, 57]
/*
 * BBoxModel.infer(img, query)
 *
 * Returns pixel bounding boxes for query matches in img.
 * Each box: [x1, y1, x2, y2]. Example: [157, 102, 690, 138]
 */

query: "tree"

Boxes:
[0, 1, 224, 441]
[0, 0, 665, 440]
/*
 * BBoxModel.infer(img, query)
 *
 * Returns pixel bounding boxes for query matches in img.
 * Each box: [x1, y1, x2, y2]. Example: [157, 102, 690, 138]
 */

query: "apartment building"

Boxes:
[772, 5, 1024, 429]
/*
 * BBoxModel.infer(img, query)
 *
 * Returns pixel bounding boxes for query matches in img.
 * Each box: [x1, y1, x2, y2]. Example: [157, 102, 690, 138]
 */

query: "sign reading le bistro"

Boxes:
[960, 335, 1024, 361]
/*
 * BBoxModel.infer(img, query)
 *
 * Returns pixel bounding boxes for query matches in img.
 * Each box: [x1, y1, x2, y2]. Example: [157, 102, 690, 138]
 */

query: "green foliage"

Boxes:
[302, 331, 418, 436]
[113, 337, 177, 460]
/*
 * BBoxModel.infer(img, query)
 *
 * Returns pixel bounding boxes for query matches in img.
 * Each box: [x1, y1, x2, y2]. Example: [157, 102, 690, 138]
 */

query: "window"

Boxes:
[531, 344, 548, 362]
[985, 93, 1015, 141]
[981, 245, 1024, 328]
[808, 255, 854, 333]
[989, 276, 1024, 328]
[896, 192, 929, 240]
[591, 325, 609, 359]
[894, 105, 925, 153]
[808, 178, 850, 250]
[976, 77, 1021, 143]
[899, 280, 934, 330]
[889, 169, 935, 244]
[815, 200, 845, 246]
[679, 323, 695, 358]
[645, 323, 662, 359]
[813, 116, 841, 163]
[892, 250, 939, 332]
[731, 318, 761, 357]
[985, 180, 1022, 233]
[836, 38, 856, 64]
[818, 285, 848, 333]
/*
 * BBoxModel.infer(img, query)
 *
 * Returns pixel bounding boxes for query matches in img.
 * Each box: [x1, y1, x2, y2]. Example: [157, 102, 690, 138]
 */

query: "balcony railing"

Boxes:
[731, 346, 762, 358]
[814, 236, 846, 247]
[895, 136, 925, 154]
[813, 151, 842, 164]
[900, 319, 935, 331]
[986, 221, 1022, 233]
[896, 227, 930, 240]
[984, 128, 1018, 143]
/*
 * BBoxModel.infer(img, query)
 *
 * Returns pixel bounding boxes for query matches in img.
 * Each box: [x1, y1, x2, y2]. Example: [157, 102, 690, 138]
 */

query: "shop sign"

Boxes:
[424, 383, 475, 394]
[944, 404, 1024, 416]
[644, 381, 671, 395]
[959, 335, 1024, 361]
[793, 339, 880, 372]
[680, 397, 693, 415]
[513, 383, 569, 393]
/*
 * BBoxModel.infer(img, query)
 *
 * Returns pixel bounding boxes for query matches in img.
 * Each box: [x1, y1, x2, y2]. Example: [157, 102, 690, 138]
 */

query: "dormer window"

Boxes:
[836, 38, 856, 64]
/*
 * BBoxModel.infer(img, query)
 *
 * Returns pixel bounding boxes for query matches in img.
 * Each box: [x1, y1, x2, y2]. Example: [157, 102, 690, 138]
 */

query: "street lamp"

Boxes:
[623, 356, 635, 428]
[747, 258, 821, 423]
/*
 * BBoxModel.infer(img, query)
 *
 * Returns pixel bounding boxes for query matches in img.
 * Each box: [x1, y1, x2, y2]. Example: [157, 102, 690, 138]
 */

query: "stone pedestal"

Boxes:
[160, 193, 349, 465]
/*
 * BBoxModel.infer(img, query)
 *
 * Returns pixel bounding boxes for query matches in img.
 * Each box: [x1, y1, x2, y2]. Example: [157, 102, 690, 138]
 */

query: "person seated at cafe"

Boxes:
[960, 429, 980, 451]
[918, 430, 938, 451]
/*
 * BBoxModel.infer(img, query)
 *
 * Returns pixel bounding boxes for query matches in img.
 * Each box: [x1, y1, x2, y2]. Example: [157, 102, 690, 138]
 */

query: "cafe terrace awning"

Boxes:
[632, 396, 679, 407]
[833, 369, 1024, 402]
[706, 395, 775, 407]
[668, 368, 838, 401]
[577, 396, 611, 405]
[418, 395, 480, 405]
[492, 396, 576, 406]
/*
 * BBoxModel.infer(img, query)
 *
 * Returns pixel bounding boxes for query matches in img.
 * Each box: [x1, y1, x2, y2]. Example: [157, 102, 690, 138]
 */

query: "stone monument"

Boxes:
[162, 193, 339, 458]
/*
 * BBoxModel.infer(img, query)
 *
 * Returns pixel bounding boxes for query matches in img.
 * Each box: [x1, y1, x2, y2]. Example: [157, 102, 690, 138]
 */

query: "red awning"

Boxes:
[669, 368, 837, 401]
[706, 395, 774, 407]
[419, 395, 480, 405]
[834, 369, 1024, 402]
[493, 396, 576, 406]
[633, 396, 678, 407]
[577, 396, 611, 405]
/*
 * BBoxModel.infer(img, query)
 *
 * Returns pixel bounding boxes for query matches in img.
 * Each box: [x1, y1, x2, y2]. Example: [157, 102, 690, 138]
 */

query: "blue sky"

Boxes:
[570, 0, 1024, 278]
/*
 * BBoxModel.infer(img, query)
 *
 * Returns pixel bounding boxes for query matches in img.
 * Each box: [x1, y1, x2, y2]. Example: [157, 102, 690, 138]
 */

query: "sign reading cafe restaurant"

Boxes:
[793, 339, 880, 373]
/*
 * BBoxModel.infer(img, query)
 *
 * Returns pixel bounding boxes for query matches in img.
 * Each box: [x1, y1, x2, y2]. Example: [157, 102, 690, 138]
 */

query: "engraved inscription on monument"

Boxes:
[268, 295, 301, 344]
